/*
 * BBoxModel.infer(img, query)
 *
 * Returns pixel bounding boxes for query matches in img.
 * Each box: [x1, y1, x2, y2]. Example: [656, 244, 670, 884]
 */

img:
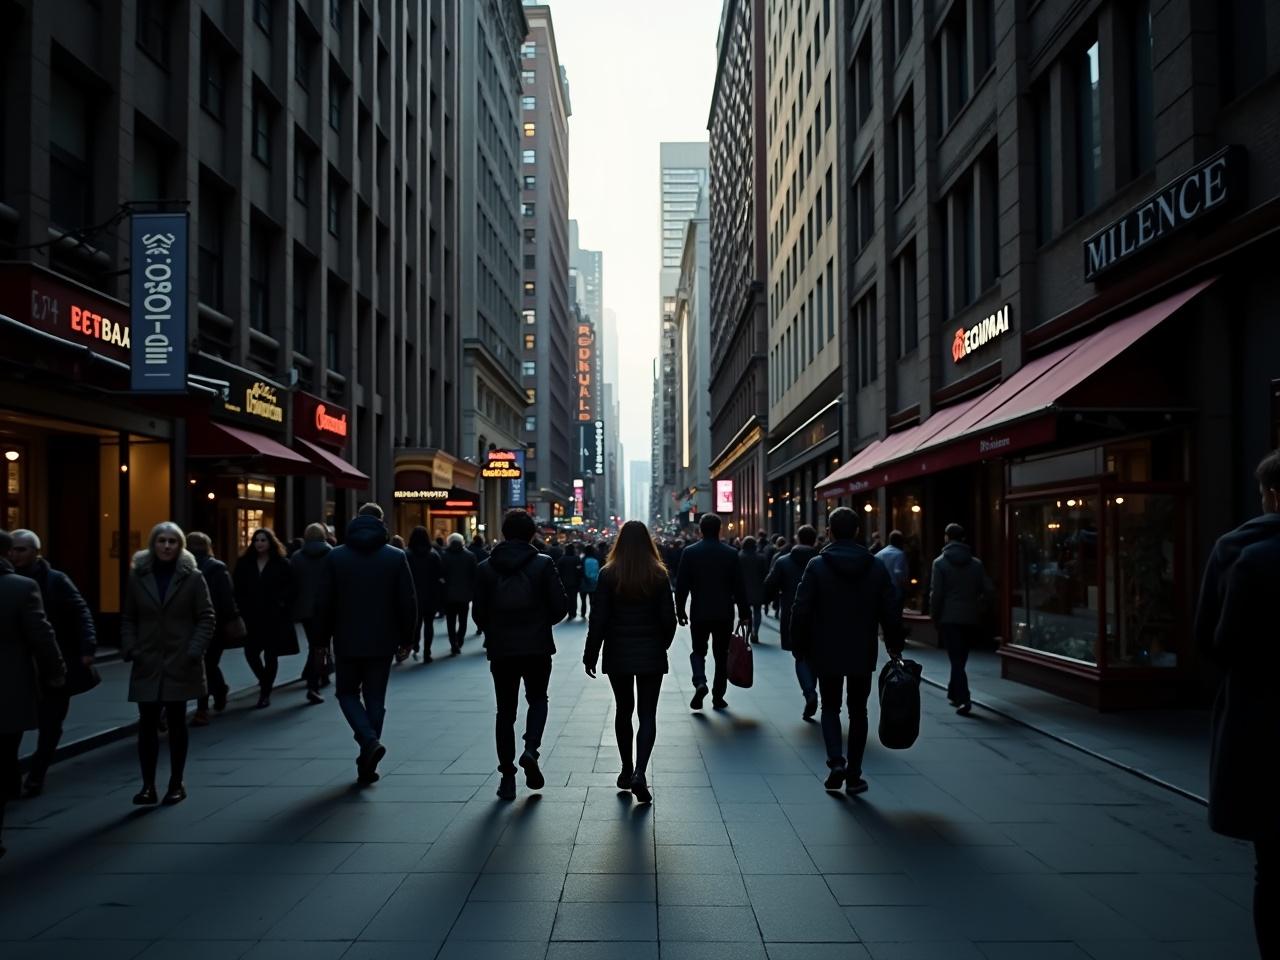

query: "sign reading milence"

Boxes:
[481, 450, 523, 480]
[952, 305, 1011, 363]
[1083, 146, 1243, 282]
[130, 212, 189, 392]
[576, 322, 595, 422]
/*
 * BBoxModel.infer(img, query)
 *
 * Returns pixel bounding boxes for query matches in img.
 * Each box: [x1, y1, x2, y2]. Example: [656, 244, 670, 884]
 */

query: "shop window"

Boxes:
[1011, 495, 1100, 663]
[1105, 494, 1179, 667]
[890, 489, 926, 612]
[2, 443, 26, 531]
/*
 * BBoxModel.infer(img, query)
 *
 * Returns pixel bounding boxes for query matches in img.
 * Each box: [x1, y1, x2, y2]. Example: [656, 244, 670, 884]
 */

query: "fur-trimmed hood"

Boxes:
[132, 549, 199, 576]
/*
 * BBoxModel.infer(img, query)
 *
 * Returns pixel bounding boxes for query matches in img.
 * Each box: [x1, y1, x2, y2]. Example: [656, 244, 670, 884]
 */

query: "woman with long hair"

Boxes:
[583, 521, 677, 803]
[122, 522, 214, 804]
[233, 528, 297, 708]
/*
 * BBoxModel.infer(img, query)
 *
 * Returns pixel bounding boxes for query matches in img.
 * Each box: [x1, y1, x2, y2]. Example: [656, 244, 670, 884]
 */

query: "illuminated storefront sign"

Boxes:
[951, 305, 1011, 363]
[715, 479, 735, 513]
[130, 212, 189, 392]
[576, 322, 595, 422]
[573, 477, 585, 518]
[190, 354, 288, 435]
[0, 262, 133, 364]
[482, 449, 523, 480]
[506, 450, 527, 508]
[294, 391, 351, 449]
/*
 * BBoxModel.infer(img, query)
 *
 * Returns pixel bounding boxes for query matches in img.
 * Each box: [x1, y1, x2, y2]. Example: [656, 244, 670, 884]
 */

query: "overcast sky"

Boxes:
[546, 0, 722, 516]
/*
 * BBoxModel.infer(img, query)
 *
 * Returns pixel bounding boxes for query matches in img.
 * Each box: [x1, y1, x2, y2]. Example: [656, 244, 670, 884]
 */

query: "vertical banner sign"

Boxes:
[593, 420, 605, 476]
[578, 422, 597, 476]
[506, 450, 526, 508]
[130, 213, 189, 392]
[715, 479, 734, 514]
[576, 322, 595, 422]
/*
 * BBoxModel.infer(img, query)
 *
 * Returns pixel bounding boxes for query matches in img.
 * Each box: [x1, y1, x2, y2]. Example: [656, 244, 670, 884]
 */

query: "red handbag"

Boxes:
[727, 623, 754, 688]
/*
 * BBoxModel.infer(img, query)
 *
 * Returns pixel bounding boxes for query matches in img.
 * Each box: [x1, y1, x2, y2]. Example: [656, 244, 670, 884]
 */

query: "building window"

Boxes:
[522, 202, 535, 217]
[938, 1, 969, 129]
[198, 193, 224, 311]
[136, 0, 170, 67]
[329, 0, 342, 31]
[328, 70, 343, 131]
[855, 162, 874, 251]
[1219, 0, 1268, 101]
[252, 92, 272, 165]
[249, 227, 271, 332]
[253, 0, 272, 36]
[853, 33, 872, 130]
[1129, 0, 1155, 177]
[1034, 81, 1052, 244]
[521, 42, 536, 59]
[523, 121, 536, 138]
[524, 416, 536, 432]
[327, 170, 342, 236]
[524, 333, 535, 351]
[295, 31, 312, 89]
[522, 360, 536, 377]
[200, 28, 226, 121]
[523, 280, 536, 296]
[524, 228, 536, 243]
[522, 95, 536, 111]
[852, 290, 878, 389]
[294, 148, 309, 203]
[1075, 35, 1102, 216]
[523, 175, 536, 190]
[523, 309, 536, 325]
[895, 96, 915, 201]
[825, 166, 833, 222]
[49, 74, 93, 230]
[293, 267, 308, 354]
[522, 149, 536, 165]
[523, 253, 536, 269]
[826, 259, 835, 341]
[896, 242, 918, 354]
[522, 69, 535, 87]
[893, 0, 912, 55]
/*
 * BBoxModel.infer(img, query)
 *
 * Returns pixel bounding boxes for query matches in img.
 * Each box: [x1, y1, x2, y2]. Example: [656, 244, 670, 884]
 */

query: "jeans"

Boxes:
[1258, 834, 1277, 959]
[138, 701, 189, 787]
[750, 604, 763, 638]
[579, 591, 592, 617]
[491, 654, 552, 775]
[414, 611, 434, 655]
[689, 620, 733, 699]
[444, 602, 469, 649]
[793, 653, 817, 700]
[244, 639, 279, 694]
[939, 623, 978, 705]
[335, 657, 393, 750]
[27, 688, 71, 780]
[608, 673, 663, 777]
[818, 673, 874, 776]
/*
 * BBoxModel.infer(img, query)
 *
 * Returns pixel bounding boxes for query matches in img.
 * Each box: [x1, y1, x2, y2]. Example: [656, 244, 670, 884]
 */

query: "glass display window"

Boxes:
[1105, 493, 1180, 667]
[890, 487, 926, 612]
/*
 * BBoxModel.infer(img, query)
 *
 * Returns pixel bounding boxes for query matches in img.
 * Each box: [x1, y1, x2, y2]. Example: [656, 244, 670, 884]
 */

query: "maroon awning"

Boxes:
[293, 437, 370, 490]
[819, 277, 1216, 498]
[187, 419, 312, 474]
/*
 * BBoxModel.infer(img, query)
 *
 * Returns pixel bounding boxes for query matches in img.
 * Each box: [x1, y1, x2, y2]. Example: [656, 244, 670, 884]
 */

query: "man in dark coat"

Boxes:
[791, 507, 903, 796]
[928, 523, 991, 716]
[0, 530, 65, 858]
[473, 510, 568, 801]
[737, 537, 770, 644]
[440, 533, 478, 654]
[316, 509, 417, 784]
[8, 529, 96, 796]
[557, 544, 584, 618]
[188, 533, 240, 723]
[675, 513, 749, 711]
[1197, 449, 1280, 958]
[763, 524, 821, 719]
[405, 527, 443, 661]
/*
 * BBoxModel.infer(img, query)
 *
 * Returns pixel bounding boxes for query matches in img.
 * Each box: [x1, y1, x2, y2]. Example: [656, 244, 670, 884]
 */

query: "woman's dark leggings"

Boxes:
[138, 702, 189, 788]
[245, 644, 279, 693]
[608, 673, 663, 777]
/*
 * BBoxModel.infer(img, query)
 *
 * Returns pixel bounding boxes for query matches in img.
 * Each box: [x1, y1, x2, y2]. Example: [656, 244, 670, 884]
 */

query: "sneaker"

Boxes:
[846, 777, 869, 796]
[616, 766, 635, 790]
[690, 685, 709, 710]
[956, 702, 972, 717]
[162, 783, 187, 805]
[519, 751, 545, 790]
[306, 690, 325, 705]
[630, 774, 652, 804]
[824, 766, 846, 791]
[496, 774, 517, 801]
[358, 740, 387, 782]
[802, 693, 818, 721]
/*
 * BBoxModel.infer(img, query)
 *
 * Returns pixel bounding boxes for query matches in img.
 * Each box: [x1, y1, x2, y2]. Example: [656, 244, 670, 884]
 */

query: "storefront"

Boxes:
[766, 400, 842, 540]
[185, 353, 307, 556]
[291, 390, 367, 534]
[710, 419, 766, 539]
[0, 261, 182, 647]
[393, 450, 481, 541]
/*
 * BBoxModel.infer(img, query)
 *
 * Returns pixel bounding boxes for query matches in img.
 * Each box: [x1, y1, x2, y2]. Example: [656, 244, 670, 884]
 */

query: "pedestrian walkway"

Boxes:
[1, 619, 1256, 959]
[760, 615, 1212, 801]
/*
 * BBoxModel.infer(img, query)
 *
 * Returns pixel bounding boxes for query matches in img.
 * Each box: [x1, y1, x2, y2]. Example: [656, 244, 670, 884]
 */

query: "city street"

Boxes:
[0, 618, 1258, 960]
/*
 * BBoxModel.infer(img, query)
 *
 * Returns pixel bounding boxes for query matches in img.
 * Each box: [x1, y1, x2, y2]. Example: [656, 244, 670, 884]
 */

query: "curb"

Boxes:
[755, 615, 1208, 807]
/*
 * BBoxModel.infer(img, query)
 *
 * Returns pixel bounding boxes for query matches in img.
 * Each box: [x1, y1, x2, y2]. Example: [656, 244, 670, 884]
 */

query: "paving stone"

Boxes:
[447, 899, 558, 940]
[552, 901, 658, 940]
[744, 875, 857, 942]
[657, 904, 762, 941]
[560, 872, 656, 902]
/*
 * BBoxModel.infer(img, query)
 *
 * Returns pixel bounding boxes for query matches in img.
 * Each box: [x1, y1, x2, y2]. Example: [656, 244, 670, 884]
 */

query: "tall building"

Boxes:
[0, 0, 462, 640]
[810, 0, 1280, 709]
[654, 142, 709, 527]
[708, 0, 769, 537]
[763, 0, 843, 539]
[629, 459, 651, 524]
[459, 0, 528, 537]
[519, 6, 573, 522]
[569, 220, 615, 529]
[673, 196, 712, 522]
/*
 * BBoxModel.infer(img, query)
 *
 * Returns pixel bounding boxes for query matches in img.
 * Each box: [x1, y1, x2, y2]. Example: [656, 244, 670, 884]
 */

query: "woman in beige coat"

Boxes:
[122, 522, 215, 805]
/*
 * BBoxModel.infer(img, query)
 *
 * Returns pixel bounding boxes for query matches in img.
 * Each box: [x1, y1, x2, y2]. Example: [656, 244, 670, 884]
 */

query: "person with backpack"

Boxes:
[473, 510, 569, 801]
[580, 544, 601, 615]
[791, 508, 903, 795]
[557, 544, 584, 618]
[675, 513, 750, 711]
[929, 523, 991, 717]
[763, 524, 821, 720]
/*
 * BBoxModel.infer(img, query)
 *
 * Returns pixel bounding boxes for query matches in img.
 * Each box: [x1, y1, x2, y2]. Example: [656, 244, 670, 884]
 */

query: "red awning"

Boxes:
[187, 419, 312, 473]
[294, 438, 370, 489]
[819, 277, 1215, 498]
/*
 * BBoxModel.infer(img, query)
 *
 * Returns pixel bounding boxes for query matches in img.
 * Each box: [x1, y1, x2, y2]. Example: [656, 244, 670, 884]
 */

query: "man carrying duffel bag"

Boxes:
[791, 507, 904, 796]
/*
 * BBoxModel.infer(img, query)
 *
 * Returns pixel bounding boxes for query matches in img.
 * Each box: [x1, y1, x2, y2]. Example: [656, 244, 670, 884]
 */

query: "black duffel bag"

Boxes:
[878, 657, 923, 749]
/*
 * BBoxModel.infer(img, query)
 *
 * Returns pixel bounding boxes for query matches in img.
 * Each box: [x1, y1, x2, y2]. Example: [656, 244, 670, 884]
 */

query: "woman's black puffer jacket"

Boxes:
[584, 568, 677, 675]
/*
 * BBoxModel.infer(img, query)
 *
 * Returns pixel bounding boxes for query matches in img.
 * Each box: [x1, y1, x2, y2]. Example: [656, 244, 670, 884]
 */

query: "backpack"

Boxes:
[582, 556, 600, 592]
[491, 554, 538, 619]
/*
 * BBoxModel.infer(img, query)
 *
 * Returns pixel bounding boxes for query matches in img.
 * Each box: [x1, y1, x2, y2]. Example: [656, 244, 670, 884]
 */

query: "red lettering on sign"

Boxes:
[314, 404, 349, 438]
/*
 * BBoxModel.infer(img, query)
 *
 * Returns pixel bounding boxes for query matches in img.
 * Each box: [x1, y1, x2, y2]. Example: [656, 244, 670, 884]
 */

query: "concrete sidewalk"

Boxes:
[759, 614, 1211, 802]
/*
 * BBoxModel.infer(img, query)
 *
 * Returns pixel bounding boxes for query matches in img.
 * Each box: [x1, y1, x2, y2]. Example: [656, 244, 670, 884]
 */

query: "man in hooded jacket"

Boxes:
[764, 524, 821, 719]
[316, 508, 417, 784]
[473, 510, 568, 801]
[791, 508, 903, 796]
[928, 523, 991, 716]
